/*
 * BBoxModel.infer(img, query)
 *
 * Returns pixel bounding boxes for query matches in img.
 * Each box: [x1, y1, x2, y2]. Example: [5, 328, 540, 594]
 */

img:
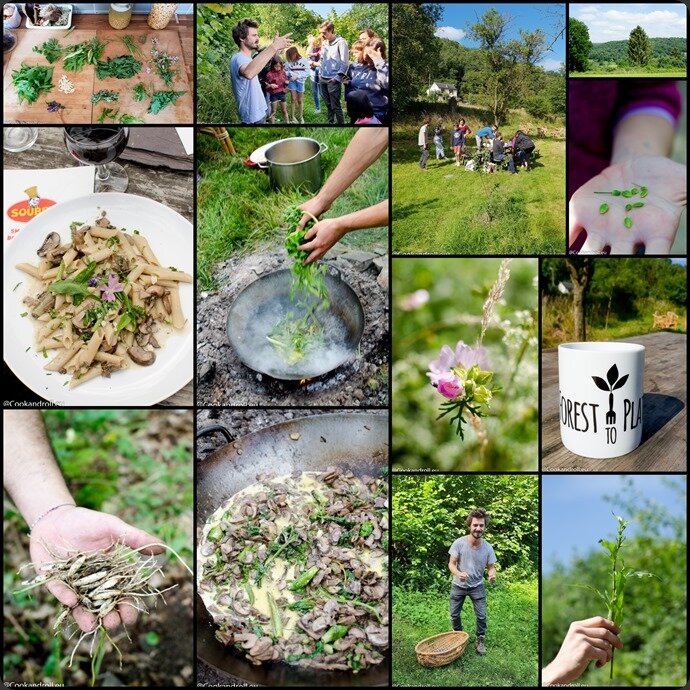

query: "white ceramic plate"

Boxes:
[249, 140, 282, 165]
[4, 193, 193, 406]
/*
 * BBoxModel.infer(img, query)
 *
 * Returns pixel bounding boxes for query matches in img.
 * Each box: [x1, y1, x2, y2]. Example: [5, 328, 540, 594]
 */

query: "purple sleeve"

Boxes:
[614, 81, 682, 128]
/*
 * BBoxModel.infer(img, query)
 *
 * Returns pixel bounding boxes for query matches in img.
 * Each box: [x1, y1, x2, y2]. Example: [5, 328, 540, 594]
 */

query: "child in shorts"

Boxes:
[265, 57, 289, 124]
[285, 47, 310, 124]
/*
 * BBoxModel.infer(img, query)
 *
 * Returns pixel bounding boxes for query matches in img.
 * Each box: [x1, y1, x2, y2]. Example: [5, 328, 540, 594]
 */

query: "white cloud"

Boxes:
[571, 4, 687, 42]
[435, 26, 466, 42]
[539, 58, 563, 72]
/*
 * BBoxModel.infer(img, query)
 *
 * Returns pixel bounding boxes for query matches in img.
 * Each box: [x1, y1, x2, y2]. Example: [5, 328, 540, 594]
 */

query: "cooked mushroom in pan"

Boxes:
[197, 468, 389, 672]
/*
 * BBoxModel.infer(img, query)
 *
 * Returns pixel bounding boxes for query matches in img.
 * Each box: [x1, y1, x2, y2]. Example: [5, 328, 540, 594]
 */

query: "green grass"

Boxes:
[393, 114, 565, 255]
[197, 127, 389, 290]
[392, 581, 538, 687]
[198, 59, 341, 124]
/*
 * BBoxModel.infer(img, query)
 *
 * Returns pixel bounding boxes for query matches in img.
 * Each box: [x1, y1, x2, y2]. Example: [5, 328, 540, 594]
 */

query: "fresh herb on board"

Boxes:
[62, 38, 106, 72]
[150, 46, 180, 87]
[32, 38, 63, 63]
[90, 90, 119, 104]
[119, 34, 145, 60]
[96, 55, 143, 80]
[11, 63, 54, 104]
[132, 83, 148, 102]
[148, 90, 187, 114]
[119, 114, 144, 124]
[96, 107, 144, 124]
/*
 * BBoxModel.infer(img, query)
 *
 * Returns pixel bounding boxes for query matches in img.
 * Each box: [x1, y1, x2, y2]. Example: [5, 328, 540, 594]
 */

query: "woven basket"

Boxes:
[415, 631, 469, 668]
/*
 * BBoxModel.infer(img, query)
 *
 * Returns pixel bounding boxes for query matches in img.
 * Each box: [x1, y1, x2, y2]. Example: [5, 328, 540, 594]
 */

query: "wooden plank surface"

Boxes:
[541, 332, 687, 471]
[4, 24, 193, 123]
[3, 127, 194, 407]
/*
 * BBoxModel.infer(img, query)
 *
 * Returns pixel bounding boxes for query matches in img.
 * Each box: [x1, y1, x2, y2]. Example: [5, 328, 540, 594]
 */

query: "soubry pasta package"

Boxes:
[16, 211, 192, 389]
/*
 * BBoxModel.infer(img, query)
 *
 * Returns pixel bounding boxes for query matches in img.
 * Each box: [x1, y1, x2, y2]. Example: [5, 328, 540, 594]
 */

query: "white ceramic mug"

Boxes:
[558, 342, 645, 458]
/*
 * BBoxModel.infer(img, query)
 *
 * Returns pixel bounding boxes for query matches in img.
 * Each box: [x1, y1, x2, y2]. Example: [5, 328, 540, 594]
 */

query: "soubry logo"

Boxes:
[6, 186, 56, 223]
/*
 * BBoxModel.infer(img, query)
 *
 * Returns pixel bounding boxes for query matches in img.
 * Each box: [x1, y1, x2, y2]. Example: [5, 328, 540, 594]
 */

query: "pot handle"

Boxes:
[319, 143, 329, 154]
[256, 161, 269, 169]
[196, 424, 233, 443]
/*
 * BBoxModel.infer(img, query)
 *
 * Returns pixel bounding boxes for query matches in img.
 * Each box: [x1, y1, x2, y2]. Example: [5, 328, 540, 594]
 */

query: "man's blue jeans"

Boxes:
[450, 582, 487, 635]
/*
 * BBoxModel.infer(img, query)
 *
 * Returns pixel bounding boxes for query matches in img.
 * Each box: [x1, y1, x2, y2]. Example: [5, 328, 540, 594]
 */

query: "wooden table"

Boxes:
[3, 126, 193, 407]
[3, 15, 193, 124]
[541, 332, 687, 471]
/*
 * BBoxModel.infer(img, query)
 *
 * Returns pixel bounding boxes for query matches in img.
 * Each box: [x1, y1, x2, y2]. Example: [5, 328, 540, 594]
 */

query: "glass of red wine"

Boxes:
[63, 126, 129, 192]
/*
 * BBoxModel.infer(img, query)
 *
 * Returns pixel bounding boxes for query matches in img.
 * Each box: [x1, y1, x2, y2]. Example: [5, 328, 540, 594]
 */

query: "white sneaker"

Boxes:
[300, 118, 305, 124]
[315, 108, 321, 113]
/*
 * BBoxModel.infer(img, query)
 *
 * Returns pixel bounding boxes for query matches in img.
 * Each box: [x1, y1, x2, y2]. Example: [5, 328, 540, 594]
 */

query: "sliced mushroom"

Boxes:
[127, 346, 155, 366]
[142, 285, 167, 299]
[149, 335, 161, 349]
[136, 332, 151, 347]
[45, 244, 69, 265]
[162, 293, 172, 314]
[310, 616, 328, 633]
[31, 291, 54, 318]
[37, 232, 60, 257]
[233, 599, 251, 616]
[248, 637, 273, 657]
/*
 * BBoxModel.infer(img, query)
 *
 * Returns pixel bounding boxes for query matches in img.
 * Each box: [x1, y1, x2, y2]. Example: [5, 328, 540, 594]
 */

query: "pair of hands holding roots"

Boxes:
[4, 410, 163, 633]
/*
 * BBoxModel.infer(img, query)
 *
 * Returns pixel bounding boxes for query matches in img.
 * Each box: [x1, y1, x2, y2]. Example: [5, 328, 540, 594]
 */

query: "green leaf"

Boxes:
[48, 280, 93, 298]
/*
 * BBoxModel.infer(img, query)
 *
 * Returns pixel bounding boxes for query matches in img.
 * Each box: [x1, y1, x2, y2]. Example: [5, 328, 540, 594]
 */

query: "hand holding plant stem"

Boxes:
[573, 513, 659, 680]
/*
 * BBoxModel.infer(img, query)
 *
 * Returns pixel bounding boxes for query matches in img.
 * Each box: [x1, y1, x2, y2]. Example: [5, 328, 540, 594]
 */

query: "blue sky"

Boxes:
[434, 3, 566, 72]
[542, 475, 686, 575]
[671, 258, 687, 265]
[570, 3, 687, 43]
[306, 3, 353, 18]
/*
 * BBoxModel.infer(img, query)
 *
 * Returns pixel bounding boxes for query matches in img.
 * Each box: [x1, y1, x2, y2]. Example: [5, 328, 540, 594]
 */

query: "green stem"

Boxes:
[90, 628, 107, 687]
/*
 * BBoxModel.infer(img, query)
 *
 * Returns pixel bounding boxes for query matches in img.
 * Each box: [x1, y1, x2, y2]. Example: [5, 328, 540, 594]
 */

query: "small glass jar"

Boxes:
[109, 3, 133, 30]
[147, 3, 177, 30]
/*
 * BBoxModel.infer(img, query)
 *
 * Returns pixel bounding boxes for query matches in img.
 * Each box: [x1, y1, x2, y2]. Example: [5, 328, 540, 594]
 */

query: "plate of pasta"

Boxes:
[3, 193, 193, 405]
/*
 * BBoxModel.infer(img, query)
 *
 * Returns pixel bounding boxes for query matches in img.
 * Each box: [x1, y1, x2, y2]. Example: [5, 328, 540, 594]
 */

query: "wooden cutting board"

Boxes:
[3, 28, 193, 124]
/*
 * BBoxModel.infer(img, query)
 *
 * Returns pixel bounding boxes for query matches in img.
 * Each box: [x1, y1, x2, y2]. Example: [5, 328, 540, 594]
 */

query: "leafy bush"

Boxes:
[392, 474, 539, 591]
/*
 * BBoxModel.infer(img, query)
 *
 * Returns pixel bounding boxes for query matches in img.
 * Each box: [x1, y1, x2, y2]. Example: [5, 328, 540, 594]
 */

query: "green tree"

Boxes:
[392, 3, 443, 112]
[468, 9, 547, 126]
[436, 37, 468, 96]
[342, 3, 390, 41]
[568, 17, 591, 72]
[628, 25, 651, 66]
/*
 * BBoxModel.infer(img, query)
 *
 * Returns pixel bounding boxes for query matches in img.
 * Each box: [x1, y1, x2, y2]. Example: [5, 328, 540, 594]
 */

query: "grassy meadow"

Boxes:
[392, 106, 565, 255]
[542, 294, 687, 348]
[392, 582, 538, 687]
[197, 127, 388, 290]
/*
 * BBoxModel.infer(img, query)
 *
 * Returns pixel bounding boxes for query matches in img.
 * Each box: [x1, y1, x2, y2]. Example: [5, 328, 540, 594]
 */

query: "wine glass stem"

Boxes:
[96, 164, 110, 182]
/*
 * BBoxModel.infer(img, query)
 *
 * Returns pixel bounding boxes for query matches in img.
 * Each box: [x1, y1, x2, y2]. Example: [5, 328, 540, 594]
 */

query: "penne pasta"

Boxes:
[20, 209, 189, 389]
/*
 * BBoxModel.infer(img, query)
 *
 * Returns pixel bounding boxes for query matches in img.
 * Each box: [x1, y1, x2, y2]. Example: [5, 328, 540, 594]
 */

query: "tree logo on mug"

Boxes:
[592, 364, 629, 426]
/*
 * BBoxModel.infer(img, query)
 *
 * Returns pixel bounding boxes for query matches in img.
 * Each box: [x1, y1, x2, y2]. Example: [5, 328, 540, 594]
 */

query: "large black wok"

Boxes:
[196, 413, 389, 687]
[226, 268, 365, 380]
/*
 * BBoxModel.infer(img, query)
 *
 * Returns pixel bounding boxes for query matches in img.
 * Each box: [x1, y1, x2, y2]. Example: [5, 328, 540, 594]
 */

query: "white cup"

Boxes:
[558, 342, 645, 458]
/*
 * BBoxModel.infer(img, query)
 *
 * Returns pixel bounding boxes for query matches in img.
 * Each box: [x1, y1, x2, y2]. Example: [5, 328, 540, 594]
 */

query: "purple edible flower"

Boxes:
[100, 273, 124, 302]
[436, 372, 464, 400]
[47, 101, 65, 112]
[88, 276, 100, 287]
[427, 340, 488, 387]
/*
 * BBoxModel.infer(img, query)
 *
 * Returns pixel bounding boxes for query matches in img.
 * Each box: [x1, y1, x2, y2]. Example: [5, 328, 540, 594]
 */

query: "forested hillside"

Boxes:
[589, 36, 686, 62]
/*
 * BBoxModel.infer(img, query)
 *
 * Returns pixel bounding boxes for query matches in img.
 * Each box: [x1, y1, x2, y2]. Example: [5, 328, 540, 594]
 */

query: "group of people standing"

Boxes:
[419, 117, 536, 174]
[230, 18, 389, 126]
